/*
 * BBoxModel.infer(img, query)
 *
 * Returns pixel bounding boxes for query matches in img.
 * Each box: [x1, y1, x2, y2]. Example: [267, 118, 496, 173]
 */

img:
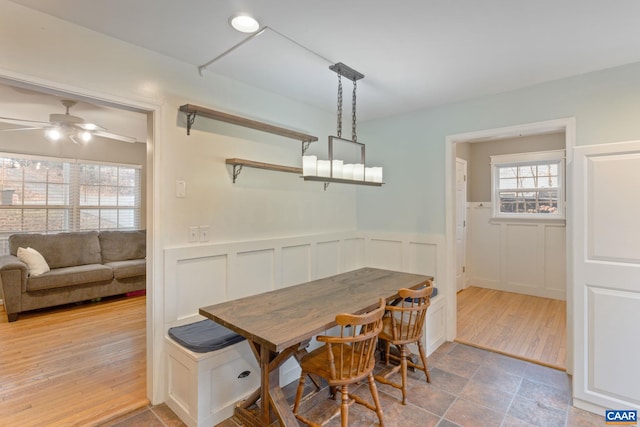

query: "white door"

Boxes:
[573, 141, 640, 413]
[456, 158, 467, 292]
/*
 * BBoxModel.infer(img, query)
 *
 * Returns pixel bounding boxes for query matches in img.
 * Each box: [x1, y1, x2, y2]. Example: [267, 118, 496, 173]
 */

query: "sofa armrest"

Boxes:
[0, 255, 27, 272]
[0, 255, 28, 321]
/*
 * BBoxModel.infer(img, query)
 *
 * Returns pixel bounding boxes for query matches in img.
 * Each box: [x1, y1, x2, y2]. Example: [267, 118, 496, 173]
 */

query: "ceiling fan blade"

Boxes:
[0, 116, 50, 127]
[92, 130, 139, 143]
[75, 122, 106, 132]
[0, 127, 46, 132]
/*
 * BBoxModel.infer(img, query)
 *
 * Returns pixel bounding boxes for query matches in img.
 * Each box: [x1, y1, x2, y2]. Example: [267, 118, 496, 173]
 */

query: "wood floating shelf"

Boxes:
[226, 158, 302, 183]
[303, 175, 384, 190]
[179, 104, 318, 145]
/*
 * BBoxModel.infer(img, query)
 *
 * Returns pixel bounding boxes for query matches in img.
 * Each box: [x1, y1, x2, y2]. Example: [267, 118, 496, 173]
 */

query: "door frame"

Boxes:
[455, 157, 467, 292]
[444, 117, 576, 374]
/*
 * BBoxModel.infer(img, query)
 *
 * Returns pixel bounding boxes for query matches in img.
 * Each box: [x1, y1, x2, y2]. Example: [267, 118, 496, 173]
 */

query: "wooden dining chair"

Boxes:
[375, 284, 433, 405]
[293, 298, 386, 427]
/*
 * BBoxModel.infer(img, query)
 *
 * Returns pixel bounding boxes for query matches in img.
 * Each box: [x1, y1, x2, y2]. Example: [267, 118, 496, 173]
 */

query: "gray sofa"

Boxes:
[0, 230, 146, 322]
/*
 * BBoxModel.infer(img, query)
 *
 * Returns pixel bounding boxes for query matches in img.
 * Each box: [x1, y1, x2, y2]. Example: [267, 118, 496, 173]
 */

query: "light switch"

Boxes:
[188, 226, 198, 242]
[199, 225, 210, 242]
[176, 180, 186, 198]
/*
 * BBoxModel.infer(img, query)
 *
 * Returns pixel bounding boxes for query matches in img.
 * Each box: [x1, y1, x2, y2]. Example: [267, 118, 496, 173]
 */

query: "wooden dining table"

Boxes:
[199, 267, 433, 427]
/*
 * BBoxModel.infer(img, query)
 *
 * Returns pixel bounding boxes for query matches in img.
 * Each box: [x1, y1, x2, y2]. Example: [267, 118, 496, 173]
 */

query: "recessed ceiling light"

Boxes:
[230, 15, 260, 33]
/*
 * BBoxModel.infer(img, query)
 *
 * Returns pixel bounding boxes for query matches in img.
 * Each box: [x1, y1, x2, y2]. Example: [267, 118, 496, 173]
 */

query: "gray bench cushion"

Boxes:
[168, 320, 245, 353]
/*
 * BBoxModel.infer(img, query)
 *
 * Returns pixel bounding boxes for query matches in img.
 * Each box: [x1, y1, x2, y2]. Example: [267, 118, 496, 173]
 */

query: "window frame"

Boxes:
[491, 149, 566, 220]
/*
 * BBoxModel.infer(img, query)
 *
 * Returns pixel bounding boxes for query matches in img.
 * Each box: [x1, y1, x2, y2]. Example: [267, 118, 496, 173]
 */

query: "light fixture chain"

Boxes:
[337, 72, 343, 138]
[352, 78, 357, 142]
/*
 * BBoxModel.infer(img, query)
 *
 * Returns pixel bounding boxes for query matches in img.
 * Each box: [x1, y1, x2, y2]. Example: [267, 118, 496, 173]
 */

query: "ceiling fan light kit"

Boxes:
[0, 99, 138, 144]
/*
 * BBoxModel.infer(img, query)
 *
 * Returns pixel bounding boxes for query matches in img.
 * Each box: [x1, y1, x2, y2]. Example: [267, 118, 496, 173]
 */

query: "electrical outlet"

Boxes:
[188, 226, 198, 242]
[199, 225, 210, 242]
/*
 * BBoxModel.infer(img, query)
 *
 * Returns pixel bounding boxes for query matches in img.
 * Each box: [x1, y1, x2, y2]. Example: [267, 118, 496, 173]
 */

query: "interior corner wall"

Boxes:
[357, 61, 640, 235]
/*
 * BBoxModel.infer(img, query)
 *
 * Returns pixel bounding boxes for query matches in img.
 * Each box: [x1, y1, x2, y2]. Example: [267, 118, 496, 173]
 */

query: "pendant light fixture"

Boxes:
[303, 63, 383, 189]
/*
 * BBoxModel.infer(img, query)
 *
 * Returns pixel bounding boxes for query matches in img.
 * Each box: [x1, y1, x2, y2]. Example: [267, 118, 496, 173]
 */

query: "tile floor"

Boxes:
[105, 342, 605, 427]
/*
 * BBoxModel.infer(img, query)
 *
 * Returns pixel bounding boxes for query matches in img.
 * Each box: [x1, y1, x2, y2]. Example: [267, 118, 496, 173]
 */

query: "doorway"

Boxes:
[445, 118, 575, 373]
[0, 75, 157, 415]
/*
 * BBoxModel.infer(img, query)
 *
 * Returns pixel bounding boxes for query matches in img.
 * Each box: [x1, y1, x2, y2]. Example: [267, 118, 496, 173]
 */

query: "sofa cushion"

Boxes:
[26, 264, 113, 292]
[17, 247, 50, 276]
[10, 232, 102, 269]
[104, 259, 146, 279]
[99, 230, 146, 263]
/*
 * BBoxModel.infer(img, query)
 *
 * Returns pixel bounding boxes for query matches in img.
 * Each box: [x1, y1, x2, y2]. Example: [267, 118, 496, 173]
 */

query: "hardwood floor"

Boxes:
[456, 286, 567, 370]
[0, 295, 148, 426]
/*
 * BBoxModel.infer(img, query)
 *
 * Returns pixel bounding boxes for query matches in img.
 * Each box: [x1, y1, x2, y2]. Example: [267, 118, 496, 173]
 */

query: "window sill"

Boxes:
[490, 215, 566, 225]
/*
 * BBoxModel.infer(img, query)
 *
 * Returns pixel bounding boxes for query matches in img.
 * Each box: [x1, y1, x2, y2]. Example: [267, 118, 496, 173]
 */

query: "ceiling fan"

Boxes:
[0, 100, 139, 144]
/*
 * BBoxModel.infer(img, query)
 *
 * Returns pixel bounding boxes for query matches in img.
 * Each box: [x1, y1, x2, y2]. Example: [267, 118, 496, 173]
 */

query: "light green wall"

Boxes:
[358, 61, 640, 234]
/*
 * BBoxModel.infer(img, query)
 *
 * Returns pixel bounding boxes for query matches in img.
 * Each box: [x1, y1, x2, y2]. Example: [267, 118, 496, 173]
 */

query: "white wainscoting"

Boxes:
[161, 230, 446, 405]
[466, 202, 566, 300]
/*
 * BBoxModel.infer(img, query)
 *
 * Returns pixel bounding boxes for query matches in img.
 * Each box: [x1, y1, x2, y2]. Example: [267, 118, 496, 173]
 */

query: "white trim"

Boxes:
[490, 149, 566, 220]
[490, 149, 565, 165]
[445, 117, 576, 374]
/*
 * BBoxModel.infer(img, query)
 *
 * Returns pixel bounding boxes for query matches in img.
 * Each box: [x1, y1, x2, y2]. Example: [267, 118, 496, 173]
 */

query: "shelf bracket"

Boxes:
[232, 165, 243, 183]
[186, 112, 197, 136]
[301, 140, 313, 155]
[323, 182, 330, 191]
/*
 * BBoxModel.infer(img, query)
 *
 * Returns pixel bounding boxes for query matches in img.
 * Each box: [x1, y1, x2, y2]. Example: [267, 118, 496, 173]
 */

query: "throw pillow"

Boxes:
[17, 247, 50, 276]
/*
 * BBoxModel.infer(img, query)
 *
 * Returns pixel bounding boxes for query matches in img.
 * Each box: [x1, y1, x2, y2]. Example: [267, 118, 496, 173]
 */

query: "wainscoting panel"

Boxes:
[232, 249, 275, 300]
[467, 202, 566, 300]
[467, 204, 501, 289]
[408, 241, 438, 277]
[342, 237, 365, 272]
[504, 223, 540, 292]
[545, 225, 567, 294]
[175, 254, 228, 320]
[369, 239, 404, 271]
[316, 240, 341, 279]
[281, 244, 311, 288]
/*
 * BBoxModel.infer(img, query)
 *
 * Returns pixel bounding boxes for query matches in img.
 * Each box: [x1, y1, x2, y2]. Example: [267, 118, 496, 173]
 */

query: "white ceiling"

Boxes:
[8, 0, 640, 121]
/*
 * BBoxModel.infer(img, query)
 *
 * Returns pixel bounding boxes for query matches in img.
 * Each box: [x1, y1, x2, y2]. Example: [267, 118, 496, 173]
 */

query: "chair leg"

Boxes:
[399, 345, 408, 405]
[367, 373, 385, 426]
[416, 339, 431, 383]
[384, 340, 391, 365]
[340, 384, 350, 427]
[293, 374, 306, 415]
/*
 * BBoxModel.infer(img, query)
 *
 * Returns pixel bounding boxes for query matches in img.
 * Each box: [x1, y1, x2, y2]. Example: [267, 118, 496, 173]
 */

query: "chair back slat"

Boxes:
[386, 286, 433, 343]
[317, 298, 385, 381]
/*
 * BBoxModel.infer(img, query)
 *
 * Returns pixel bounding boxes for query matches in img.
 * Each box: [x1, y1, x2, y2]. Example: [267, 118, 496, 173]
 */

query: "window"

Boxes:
[491, 150, 565, 219]
[0, 153, 141, 254]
